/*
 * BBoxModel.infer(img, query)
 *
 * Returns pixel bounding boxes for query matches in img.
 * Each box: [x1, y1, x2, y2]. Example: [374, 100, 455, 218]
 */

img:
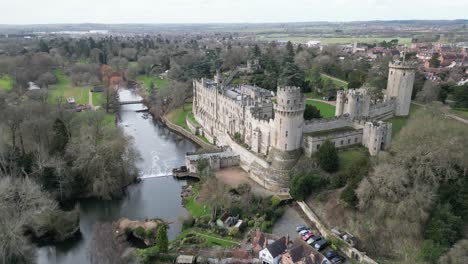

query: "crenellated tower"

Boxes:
[272, 86, 305, 152]
[386, 61, 416, 116]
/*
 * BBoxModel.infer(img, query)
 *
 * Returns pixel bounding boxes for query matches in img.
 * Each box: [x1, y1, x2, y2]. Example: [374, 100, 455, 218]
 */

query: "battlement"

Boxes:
[389, 61, 417, 69]
[277, 86, 302, 93]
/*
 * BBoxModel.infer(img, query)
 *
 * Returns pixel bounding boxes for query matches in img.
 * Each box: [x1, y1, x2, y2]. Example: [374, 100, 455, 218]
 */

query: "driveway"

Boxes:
[272, 205, 308, 239]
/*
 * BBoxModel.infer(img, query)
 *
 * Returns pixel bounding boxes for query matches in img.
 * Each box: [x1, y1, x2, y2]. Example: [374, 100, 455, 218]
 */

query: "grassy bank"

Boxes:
[387, 103, 421, 138]
[306, 100, 336, 118]
[320, 73, 348, 88]
[136, 75, 169, 92]
[0, 75, 13, 91]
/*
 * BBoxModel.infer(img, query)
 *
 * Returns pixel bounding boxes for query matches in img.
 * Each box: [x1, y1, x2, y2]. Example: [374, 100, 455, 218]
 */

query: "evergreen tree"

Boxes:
[454, 84, 468, 108]
[50, 119, 69, 155]
[38, 39, 50, 53]
[317, 140, 339, 173]
[429, 53, 441, 68]
[283, 41, 295, 64]
[279, 62, 305, 87]
[303, 104, 321, 120]
[156, 224, 168, 253]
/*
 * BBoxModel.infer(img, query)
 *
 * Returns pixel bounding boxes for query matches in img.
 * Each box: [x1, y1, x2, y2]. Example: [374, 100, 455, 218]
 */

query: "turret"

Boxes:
[386, 61, 416, 116]
[272, 86, 305, 151]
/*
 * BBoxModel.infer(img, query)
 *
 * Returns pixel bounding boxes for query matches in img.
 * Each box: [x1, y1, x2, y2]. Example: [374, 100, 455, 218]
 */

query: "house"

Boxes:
[259, 236, 288, 264]
[27, 82, 40, 90]
[251, 229, 280, 254]
[282, 238, 331, 264]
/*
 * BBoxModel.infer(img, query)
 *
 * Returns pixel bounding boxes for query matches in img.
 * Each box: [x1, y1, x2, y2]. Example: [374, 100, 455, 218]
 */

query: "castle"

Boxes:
[190, 61, 416, 190]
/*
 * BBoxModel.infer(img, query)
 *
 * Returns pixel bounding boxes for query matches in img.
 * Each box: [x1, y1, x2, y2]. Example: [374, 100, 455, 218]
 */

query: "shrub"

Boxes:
[290, 173, 324, 201]
[340, 182, 359, 208]
[424, 203, 463, 247]
[261, 221, 272, 233]
[271, 196, 282, 207]
[419, 240, 447, 263]
[134, 226, 145, 237]
[182, 216, 195, 230]
[317, 140, 339, 173]
[156, 225, 168, 253]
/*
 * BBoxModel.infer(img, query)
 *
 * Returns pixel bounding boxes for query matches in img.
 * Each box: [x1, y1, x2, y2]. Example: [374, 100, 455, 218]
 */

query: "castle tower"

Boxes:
[386, 62, 416, 116]
[272, 86, 305, 152]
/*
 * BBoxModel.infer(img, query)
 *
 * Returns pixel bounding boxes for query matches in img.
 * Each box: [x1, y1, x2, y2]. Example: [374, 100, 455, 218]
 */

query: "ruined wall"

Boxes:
[361, 121, 392, 156]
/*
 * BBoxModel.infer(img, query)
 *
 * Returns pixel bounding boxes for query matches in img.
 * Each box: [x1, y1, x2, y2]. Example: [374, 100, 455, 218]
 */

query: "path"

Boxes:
[88, 90, 94, 109]
[272, 205, 308, 239]
[306, 98, 336, 106]
[215, 167, 275, 197]
[412, 101, 468, 125]
[320, 73, 348, 85]
[193, 231, 240, 246]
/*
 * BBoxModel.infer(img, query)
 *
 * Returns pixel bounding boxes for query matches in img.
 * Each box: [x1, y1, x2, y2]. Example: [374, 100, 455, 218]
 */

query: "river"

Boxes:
[37, 89, 197, 264]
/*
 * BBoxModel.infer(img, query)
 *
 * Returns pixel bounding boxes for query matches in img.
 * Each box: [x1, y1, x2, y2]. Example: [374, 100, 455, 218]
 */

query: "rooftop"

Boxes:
[305, 126, 358, 137]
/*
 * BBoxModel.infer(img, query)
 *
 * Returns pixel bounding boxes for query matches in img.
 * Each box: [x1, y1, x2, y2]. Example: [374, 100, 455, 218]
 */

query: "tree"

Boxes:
[279, 62, 305, 88]
[429, 53, 441, 68]
[416, 81, 440, 103]
[425, 203, 463, 247]
[50, 118, 69, 155]
[317, 140, 339, 173]
[439, 240, 468, 264]
[156, 224, 168, 253]
[453, 84, 468, 108]
[289, 173, 323, 201]
[303, 104, 321, 120]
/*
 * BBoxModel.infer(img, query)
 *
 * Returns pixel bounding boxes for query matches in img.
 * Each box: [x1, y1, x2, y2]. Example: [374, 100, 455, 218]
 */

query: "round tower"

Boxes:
[272, 86, 305, 152]
[386, 62, 416, 116]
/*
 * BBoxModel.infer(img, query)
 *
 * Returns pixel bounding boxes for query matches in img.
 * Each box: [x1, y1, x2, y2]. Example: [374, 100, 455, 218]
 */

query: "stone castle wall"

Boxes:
[303, 129, 363, 157]
[303, 116, 353, 133]
[386, 62, 416, 116]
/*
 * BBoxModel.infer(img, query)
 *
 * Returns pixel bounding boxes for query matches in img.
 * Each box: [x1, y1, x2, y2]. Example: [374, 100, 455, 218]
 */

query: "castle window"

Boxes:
[340, 140, 344, 145]
[355, 138, 358, 143]
[391, 71, 393, 75]
[286, 131, 288, 137]
[348, 139, 351, 144]
[287, 100, 290, 104]
[285, 144, 287, 150]
[317, 144, 320, 150]
[403, 72, 406, 76]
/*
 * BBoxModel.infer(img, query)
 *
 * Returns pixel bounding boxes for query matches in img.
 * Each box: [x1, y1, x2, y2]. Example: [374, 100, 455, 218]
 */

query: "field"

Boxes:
[48, 70, 91, 105]
[337, 147, 369, 173]
[136, 75, 169, 91]
[387, 103, 421, 138]
[320, 73, 348, 88]
[175, 229, 240, 247]
[306, 100, 336, 118]
[0, 75, 13, 91]
[167, 104, 193, 130]
[450, 108, 468, 120]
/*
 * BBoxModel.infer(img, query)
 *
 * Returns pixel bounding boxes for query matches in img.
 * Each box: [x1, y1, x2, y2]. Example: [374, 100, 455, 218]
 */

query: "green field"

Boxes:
[176, 229, 239, 247]
[450, 108, 468, 120]
[337, 147, 369, 173]
[91, 91, 105, 107]
[320, 73, 348, 88]
[136, 75, 169, 91]
[0, 75, 13, 91]
[48, 70, 91, 105]
[167, 104, 193, 130]
[387, 103, 421, 138]
[306, 100, 336, 118]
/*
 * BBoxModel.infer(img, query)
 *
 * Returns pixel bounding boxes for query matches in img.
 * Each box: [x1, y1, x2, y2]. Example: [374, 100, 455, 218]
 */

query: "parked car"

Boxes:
[310, 235, 328, 251]
[301, 232, 314, 241]
[324, 250, 345, 264]
[299, 230, 311, 236]
[296, 225, 310, 232]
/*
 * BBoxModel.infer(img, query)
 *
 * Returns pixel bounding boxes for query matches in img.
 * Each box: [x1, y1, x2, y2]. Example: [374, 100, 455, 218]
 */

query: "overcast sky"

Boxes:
[0, 0, 466, 24]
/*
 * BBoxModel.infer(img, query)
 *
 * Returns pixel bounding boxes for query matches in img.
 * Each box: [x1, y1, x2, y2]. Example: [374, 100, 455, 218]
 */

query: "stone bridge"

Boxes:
[119, 100, 143, 105]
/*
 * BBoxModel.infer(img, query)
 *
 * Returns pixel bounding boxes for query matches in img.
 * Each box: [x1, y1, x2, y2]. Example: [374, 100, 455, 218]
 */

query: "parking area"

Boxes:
[272, 205, 308, 238]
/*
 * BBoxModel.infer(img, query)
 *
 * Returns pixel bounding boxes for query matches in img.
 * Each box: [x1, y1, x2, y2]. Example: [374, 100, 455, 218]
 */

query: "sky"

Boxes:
[0, 0, 466, 24]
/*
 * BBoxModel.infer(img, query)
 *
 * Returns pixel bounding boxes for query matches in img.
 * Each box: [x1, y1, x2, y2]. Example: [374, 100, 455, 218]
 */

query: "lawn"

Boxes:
[387, 103, 421, 138]
[337, 147, 369, 173]
[48, 69, 91, 105]
[303, 91, 322, 99]
[176, 229, 240, 247]
[450, 108, 468, 120]
[91, 91, 105, 107]
[320, 73, 348, 88]
[306, 100, 336, 118]
[0, 75, 13, 91]
[184, 184, 211, 218]
[136, 75, 169, 92]
[167, 104, 193, 130]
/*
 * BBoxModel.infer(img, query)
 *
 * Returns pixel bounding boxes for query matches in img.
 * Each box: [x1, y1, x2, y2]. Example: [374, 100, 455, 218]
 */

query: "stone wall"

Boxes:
[303, 117, 353, 133]
[297, 201, 378, 264]
[185, 151, 240, 173]
[303, 129, 363, 157]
